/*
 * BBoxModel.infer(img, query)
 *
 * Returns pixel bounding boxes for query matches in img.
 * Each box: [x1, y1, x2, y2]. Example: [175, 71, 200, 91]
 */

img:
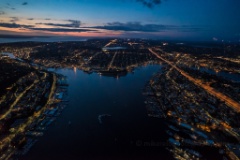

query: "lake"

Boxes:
[21, 65, 173, 160]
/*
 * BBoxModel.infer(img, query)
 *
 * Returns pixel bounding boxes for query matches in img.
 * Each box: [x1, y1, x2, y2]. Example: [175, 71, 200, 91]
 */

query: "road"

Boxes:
[108, 51, 118, 70]
[104, 39, 117, 47]
[0, 80, 39, 120]
[149, 48, 240, 113]
[87, 52, 101, 63]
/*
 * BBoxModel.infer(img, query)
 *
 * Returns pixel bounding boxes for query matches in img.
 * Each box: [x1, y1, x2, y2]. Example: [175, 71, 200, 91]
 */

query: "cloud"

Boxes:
[22, 2, 28, 5]
[10, 17, 19, 23]
[0, 11, 5, 15]
[27, 18, 34, 20]
[0, 20, 95, 33]
[29, 27, 95, 32]
[0, 34, 49, 39]
[136, 0, 161, 8]
[88, 22, 170, 32]
[36, 20, 81, 28]
[87, 22, 205, 33]
[45, 18, 51, 20]
[67, 20, 81, 27]
[5, 3, 16, 10]
[0, 22, 33, 28]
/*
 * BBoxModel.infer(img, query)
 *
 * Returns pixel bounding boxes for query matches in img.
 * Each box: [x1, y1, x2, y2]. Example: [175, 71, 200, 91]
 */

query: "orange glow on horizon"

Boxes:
[0, 26, 123, 37]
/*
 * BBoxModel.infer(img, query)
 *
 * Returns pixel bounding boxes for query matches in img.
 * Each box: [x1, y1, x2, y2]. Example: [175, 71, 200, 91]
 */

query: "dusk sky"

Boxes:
[0, 0, 240, 41]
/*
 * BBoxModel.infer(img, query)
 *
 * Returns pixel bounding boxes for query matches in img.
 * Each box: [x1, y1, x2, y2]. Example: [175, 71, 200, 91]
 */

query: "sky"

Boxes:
[0, 0, 240, 41]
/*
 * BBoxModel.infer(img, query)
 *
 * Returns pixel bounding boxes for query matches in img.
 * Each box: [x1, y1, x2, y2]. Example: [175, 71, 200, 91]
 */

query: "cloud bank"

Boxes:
[36, 20, 81, 28]
[87, 22, 204, 33]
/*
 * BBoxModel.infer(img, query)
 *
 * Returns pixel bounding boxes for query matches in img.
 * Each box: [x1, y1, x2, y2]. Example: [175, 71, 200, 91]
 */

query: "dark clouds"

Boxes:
[36, 20, 81, 28]
[27, 18, 34, 20]
[87, 22, 204, 33]
[10, 17, 19, 23]
[0, 22, 33, 28]
[0, 18, 94, 33]
[0, 20, 95, 33]
[0, 11, 5, 15]
[6, 3, 16, 10]
[90, 22, 169, 32]
[136, 0, 161, 8]
[22, 2, 28, 5]
[29, 27, 95, 32]
[0, 20, 94, 33]
[0, 19, 204, 35]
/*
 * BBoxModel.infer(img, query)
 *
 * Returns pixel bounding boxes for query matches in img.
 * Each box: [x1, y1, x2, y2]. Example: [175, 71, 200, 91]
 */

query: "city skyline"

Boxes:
[0, 0, 240, 41]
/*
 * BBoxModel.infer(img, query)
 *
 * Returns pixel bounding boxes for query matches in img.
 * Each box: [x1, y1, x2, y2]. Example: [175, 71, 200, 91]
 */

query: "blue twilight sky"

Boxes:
[0, 0, 240, 41]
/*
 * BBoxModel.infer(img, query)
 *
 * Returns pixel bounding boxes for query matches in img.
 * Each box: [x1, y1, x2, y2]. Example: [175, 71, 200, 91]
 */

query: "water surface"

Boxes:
[22, 65, 173, 160]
